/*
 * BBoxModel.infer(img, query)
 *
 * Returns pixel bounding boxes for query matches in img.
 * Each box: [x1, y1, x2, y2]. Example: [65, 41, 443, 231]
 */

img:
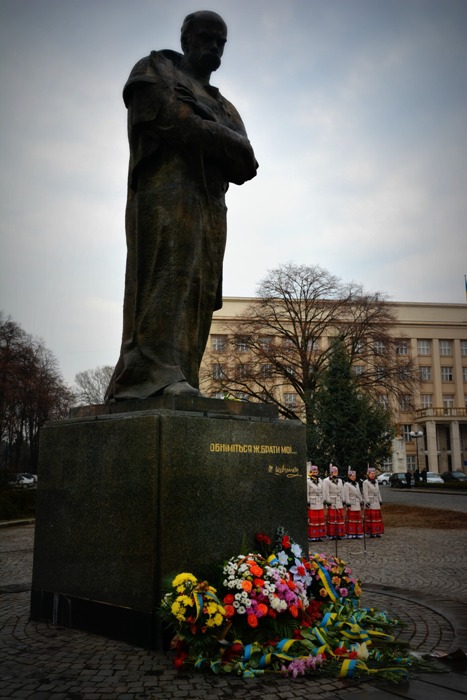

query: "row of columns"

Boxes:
[424, 419, 463, 472]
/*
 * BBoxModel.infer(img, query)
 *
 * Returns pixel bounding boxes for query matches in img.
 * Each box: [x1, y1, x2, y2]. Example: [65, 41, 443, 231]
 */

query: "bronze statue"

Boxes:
[106, 11, 258, 401]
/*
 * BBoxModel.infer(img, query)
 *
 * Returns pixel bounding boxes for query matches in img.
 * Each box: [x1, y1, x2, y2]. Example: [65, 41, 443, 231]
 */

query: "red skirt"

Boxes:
[364, 509, 384, 536]
[345, 510, 363, 537]
[308, 508, 326, 540]
[326, 508, 345, 538]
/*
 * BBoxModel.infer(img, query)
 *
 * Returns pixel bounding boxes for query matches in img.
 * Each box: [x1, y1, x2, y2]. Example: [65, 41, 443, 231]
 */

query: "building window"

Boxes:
[382, 458, 393, 471]
[463, 367, 467, 383]
[212, 363, 225, 380]
[420, 394, 433, 409]
[212, 391, 225, 399]
[285, 366, 296, 378]
[379, 394, 389, 407]
[259, 336, 273, 350]
[353, 339, 365, 354]
[397, 341, 409, 355]
[406, 455, 416, 470]
[443, 395, 454, 408]
[439, 340, 452, 356]
[417, 340, 431, 356]
[236, 363, 250, 379]
[307, 337, 319, 352]
[352, 365, 365, 376]
[419, 366, 431, 382]
[236, 339, 248, 353]
[284, 392, 297, 408]
[375, 366, 387, 380]
[398, 366, 411, 380]
[461, 340, 467, 357]
[441, 366, 453, 382]
[399, 395, 412, 411]
[402, 425, 413, 442]
[260, 363, 273, 378]
[211, 335, 226, 352]
[374, 340, 385, 355]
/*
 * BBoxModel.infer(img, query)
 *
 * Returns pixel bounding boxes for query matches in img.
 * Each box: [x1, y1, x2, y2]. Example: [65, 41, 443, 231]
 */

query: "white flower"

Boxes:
[277, 551, 289, 566]
[291, 543, 303, 558]
[357, 642, 369, 660]
[237, 606, 246, 615]
[271, 597, 287, 612]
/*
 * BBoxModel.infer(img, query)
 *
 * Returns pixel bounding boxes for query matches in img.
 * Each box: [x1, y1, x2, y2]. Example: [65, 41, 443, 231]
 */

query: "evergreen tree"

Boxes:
[309, 338, 394, 478]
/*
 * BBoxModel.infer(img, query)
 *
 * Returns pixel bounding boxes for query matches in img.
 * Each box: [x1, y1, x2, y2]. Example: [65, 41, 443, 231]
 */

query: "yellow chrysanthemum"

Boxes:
[172, 572, 197, 588]
[179, 595, 193, 607]
[206, 602, 217, 615]
[213, 612, 224, 626]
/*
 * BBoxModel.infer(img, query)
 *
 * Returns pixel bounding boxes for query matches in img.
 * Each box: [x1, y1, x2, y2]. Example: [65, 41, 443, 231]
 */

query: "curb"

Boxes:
[0, 518, 35, 529]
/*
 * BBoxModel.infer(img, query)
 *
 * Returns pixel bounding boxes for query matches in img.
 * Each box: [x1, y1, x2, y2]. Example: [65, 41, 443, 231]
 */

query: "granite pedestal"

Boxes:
[30, 397, 307, 647]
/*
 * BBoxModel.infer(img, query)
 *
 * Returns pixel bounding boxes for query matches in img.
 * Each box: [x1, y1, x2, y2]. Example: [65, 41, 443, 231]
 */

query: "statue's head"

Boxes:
[181, 11, 227, 74]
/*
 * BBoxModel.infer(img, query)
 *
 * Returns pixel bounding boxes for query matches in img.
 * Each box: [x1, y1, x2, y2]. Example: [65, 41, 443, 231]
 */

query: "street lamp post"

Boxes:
[410, 430, 424, 471]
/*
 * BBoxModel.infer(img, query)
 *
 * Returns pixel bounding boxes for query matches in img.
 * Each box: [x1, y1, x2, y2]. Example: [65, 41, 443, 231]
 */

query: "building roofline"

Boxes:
[220, 296, 467, 310]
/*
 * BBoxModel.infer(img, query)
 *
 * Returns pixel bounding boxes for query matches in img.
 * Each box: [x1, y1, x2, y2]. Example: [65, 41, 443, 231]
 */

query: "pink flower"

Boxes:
[340, 588, 348, 597]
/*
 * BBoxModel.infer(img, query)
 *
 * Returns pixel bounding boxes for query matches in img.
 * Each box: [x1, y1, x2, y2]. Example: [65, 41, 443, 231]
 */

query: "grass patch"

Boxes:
[384, 503, 467, 529]
[0, 488, 36, 520]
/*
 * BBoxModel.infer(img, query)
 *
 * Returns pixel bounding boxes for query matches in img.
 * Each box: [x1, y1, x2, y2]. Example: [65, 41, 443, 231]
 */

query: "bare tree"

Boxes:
[0, 314, 73, 472]
[201, 263, 417, 429]
[73, 365, 114, 405]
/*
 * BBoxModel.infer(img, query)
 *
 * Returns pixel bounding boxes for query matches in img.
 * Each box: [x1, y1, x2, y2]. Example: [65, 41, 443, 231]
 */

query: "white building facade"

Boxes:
[202, 299, 467, 474]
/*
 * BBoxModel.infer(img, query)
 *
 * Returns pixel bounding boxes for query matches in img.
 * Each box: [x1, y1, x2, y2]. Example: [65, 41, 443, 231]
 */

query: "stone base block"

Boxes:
[31, 399, 307, 647]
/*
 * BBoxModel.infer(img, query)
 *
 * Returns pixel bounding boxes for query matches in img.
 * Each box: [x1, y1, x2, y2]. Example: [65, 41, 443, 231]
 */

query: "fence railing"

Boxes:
[415, 407, 467, 419]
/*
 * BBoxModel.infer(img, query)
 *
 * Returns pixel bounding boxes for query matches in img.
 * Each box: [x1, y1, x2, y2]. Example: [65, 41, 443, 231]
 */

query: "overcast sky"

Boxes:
[1, 0, 466, 386]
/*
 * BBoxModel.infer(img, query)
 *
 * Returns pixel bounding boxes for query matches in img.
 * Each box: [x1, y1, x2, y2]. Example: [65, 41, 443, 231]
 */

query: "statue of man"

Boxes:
[106, 11, 258, 401]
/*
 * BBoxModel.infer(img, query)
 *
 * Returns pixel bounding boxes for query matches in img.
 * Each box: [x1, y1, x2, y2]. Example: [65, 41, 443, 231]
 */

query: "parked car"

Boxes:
[9, 473, 36, 489]
[377, 472, 392, 486]
[426, 472, 444, 484]
[441, 471, 467, 483]
[389, 473, 407, 488]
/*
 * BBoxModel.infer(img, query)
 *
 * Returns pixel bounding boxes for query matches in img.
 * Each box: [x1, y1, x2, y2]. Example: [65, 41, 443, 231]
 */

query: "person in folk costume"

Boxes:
[322, 464, 345, 539]
[363, 466, 384, 537]
[307, 463, 326, 542]
[343, 467, 364, 539]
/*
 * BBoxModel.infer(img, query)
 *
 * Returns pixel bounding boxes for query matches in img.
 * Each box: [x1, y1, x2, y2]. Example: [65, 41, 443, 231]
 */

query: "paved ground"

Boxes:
[0, 522, 466, 700]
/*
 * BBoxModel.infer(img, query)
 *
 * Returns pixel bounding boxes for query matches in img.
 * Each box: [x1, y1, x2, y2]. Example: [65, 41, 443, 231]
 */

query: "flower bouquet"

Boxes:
[160, 572, 228, 662]
[221, 550, 309, 643]
[309, 552, 362, 603]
